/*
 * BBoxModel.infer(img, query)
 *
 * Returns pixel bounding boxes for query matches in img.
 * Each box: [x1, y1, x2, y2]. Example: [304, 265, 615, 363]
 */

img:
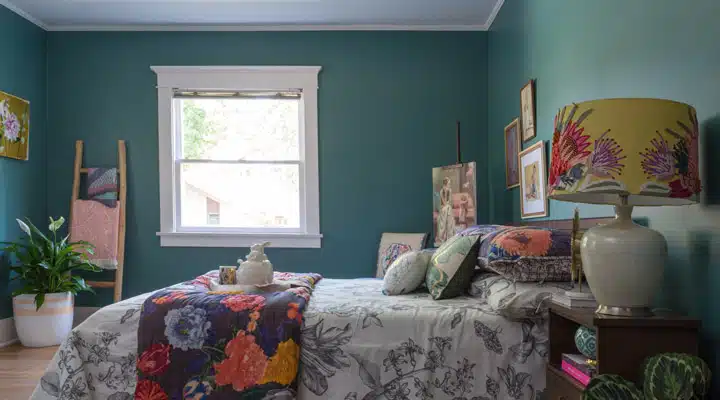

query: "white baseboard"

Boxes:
[74, 306, 101, 327]
[0, 317, 18, 348]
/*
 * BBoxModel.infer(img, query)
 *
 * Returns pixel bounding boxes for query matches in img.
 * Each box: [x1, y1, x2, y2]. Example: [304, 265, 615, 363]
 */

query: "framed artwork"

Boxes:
[519, 141, 548, 219]
[504, 118, 520, 189]
[520, 79, 536, 142]
[0, 90, 30, 161]
[432, 162, 476, 247]
[376, 232, 427, 278]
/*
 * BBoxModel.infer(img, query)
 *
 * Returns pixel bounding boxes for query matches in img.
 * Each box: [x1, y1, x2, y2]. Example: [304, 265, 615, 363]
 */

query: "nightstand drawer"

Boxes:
[546, 365, 583, 400]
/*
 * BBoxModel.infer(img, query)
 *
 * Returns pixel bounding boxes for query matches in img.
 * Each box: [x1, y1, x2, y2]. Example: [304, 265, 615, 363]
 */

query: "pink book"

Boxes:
[561, 360, 591, 387]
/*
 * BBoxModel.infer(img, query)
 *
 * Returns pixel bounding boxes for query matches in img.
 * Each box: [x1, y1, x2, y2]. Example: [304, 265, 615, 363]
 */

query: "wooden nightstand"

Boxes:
[546, 303, 701, 399]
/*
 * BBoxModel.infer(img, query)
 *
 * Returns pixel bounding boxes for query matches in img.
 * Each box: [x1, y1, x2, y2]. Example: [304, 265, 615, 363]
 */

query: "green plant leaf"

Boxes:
[34, 293, 45, 311]
[583, 375, 642, 400]
[24, 218, 50, 244]
[643, 353, 695, 400]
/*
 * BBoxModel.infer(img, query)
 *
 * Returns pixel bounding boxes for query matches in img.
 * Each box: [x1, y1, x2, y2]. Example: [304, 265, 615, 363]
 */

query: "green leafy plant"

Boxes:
[583, 353, 711, 400]
[2, 217, 101, 310]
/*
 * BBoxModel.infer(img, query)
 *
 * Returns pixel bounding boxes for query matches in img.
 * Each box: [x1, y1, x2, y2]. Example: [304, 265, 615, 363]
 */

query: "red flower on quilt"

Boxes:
[137, 343, 171, 376]
[274, 272, 295, 280]
[135, 380, 168, 400]
[214, 331, 268, 391]
[221, 294, 266, 312]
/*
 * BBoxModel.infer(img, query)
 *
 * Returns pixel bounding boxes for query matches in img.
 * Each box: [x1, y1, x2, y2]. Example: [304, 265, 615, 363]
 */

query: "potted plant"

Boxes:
[583, 353, 711, 400]
[2, 217, 100, 347]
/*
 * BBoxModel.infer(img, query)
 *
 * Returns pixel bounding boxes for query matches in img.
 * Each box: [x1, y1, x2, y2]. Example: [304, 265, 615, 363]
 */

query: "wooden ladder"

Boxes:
[69, 140, 127, 303]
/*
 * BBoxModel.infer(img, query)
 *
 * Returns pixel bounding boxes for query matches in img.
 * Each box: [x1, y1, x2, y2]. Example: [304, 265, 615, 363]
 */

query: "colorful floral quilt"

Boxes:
[135, 271, 322, 400]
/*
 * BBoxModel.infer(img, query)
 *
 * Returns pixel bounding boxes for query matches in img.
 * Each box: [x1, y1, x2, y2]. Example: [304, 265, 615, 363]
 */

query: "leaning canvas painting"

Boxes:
[0, 90, 30, 161]
[432, 162, 477, 246]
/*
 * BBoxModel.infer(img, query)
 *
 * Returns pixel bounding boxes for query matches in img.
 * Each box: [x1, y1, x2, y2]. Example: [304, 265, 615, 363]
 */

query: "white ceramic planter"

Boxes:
[12, 292, 74, 347]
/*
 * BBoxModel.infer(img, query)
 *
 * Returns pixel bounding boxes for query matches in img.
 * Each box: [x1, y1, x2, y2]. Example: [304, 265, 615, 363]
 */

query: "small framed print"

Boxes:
[519, 140, 548, 219]
[520, 79, 536, 142]
[504, 118, 520, 189]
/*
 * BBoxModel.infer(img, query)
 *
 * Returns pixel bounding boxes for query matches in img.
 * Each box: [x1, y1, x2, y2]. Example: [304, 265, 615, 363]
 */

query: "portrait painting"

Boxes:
[519, 141, 547, 219]
[0, 90, 30, 161]
[520, 80, 536, 142]
[432, 162, 477, 246]
[504, 118, 520, 188]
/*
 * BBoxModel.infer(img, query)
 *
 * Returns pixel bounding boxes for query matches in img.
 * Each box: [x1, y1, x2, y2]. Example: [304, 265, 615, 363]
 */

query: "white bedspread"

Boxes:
[31, 279, 547, 400]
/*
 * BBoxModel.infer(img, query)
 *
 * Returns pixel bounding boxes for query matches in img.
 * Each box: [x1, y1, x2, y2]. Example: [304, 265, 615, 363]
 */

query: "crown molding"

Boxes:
[0, 0, 48, 30]
[46, 23, 489, 32]
[485, 0, 506, 30]
[1, 0, 504, 32]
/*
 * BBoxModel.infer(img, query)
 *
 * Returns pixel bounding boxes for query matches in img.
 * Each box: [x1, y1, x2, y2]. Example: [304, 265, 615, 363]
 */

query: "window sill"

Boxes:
[156, 231, 323, 248]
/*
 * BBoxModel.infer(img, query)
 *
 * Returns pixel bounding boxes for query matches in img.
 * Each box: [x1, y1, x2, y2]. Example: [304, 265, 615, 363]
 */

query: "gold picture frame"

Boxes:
[520, 79, 536, 142]
[0, 90, 30, 161]
[518, 140, 548, 219]
[504, 118, 520, 189]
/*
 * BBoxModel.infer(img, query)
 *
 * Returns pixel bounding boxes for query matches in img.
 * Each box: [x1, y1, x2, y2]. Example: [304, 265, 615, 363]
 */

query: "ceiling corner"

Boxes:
[484, 0, 505, 30]
[0, 0, 48, 30]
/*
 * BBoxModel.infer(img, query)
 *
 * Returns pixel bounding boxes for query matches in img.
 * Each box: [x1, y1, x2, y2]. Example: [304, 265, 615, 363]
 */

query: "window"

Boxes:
[152, 66, 322, 248]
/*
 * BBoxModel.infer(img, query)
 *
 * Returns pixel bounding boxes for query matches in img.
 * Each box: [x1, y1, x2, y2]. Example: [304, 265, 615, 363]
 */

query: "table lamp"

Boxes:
[548, 98, 701, 316]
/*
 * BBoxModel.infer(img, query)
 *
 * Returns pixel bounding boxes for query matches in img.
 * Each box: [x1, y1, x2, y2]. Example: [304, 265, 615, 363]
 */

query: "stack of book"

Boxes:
[561, 353, 597, 386]
[551, 291, 597, 308]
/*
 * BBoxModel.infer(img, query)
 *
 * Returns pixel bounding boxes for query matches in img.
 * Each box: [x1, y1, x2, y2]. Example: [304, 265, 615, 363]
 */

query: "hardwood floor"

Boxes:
[0, 344, 57, 400]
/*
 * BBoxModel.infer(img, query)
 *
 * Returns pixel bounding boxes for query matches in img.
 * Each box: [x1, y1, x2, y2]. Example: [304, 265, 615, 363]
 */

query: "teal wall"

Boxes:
[46, 31, 489, 304]
[0, 7, 47, 319]
[488, 0, 720, 383]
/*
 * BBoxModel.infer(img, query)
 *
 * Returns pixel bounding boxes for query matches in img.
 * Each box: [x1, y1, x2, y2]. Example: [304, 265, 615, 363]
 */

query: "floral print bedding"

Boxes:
[31, 277, 547, 400]
[134, 271, 321, 399]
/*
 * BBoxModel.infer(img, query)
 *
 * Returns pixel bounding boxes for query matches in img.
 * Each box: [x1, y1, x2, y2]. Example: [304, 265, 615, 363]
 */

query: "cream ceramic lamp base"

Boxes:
[581, 205, 667, 316]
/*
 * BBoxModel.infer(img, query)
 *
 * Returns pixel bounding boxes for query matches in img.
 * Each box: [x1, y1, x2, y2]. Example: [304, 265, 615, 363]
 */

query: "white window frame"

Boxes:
[151, 66, 322, 248]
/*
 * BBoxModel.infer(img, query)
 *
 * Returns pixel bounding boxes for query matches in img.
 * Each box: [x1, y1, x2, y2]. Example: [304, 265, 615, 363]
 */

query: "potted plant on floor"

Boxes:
[2, 217, 101, 347]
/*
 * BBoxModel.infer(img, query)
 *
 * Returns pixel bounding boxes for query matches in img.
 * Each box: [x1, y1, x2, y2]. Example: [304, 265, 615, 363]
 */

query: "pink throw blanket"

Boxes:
[71, 199, 120, 270]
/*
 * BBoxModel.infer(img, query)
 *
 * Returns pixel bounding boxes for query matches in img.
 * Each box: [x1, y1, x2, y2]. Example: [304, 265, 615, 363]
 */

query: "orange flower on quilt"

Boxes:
[494, 228, 552, 257]
[286, 303, 302, 323]
[260, 338, 300, 386]
[152, 291, 188, 305]
[221, 294, 266, 313]
[214, 331, 268, 391]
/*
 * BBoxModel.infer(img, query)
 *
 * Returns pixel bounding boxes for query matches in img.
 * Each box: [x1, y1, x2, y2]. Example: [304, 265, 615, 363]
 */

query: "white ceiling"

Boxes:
[1, 0, 504, 31]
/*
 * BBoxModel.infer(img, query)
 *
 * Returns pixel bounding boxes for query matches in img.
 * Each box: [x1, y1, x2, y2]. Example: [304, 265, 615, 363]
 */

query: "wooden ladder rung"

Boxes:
[87, 281, 116, 289]
[79, 168, 89, 173]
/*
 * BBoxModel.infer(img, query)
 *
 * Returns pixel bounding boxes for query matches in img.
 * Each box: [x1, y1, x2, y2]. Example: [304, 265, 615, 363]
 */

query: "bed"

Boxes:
[30, 218, 611, 400]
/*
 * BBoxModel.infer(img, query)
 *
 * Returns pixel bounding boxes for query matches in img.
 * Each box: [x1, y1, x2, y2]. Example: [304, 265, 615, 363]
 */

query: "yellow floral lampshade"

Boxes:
[548, 98, 701, 206]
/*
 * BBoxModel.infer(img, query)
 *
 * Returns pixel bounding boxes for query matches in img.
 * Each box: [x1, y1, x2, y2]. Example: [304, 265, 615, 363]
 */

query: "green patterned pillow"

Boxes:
[425, 234, 482, 299]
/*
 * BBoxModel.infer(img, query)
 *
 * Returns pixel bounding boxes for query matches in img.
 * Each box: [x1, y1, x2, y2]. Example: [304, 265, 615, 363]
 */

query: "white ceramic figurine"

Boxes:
[235, 242, 274, 286]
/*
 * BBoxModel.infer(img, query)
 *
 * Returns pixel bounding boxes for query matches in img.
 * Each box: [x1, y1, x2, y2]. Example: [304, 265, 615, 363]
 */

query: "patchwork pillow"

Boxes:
[425, 233, 482, 300]
[478, 226, 573, 282]
[382, 250, 433, 295]
[469, 272, 572, 319]
[375, 233, 427, 278]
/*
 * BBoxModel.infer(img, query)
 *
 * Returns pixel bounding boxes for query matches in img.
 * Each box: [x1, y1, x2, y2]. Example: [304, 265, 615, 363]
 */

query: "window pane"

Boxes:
[180, 98, 300, 161]
[179, 163, 300, 229]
